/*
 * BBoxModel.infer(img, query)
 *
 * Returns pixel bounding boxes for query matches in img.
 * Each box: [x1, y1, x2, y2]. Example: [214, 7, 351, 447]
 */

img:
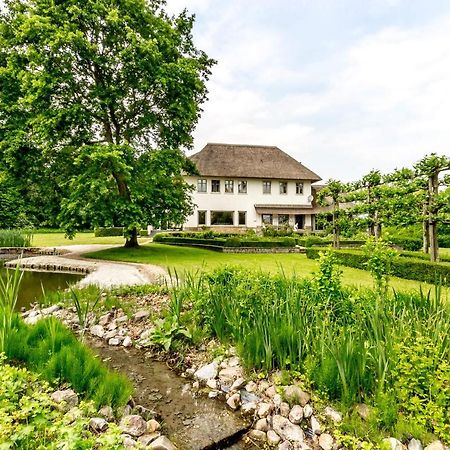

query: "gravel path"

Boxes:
[5, 244, 168, 289]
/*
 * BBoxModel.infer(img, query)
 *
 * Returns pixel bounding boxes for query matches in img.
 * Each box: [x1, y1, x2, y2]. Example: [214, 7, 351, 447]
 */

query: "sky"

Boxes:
[165, 0, 450, 181]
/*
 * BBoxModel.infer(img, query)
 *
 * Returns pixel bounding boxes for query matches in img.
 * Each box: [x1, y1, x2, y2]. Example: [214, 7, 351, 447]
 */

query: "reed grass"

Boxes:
[0, 229, 33, 247]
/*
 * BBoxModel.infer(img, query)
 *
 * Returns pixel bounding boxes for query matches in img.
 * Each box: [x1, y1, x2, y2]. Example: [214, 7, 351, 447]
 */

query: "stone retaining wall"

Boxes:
[0, 247, 66, 256]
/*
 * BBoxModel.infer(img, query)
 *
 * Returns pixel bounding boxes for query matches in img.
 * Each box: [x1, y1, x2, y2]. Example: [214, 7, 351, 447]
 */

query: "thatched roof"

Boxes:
[190, 143, 322, 181]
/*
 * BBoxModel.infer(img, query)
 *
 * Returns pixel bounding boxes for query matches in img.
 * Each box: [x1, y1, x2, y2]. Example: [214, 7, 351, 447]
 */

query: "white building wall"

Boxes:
[184, 176, 314, 229]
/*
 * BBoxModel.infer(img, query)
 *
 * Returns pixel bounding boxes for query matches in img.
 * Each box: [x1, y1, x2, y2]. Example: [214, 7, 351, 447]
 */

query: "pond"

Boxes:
[0, 259, 83, 311]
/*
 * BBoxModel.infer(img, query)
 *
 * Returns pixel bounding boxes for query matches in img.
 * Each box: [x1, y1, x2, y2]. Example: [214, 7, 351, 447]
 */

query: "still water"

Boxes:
[0, 260, 83, 311]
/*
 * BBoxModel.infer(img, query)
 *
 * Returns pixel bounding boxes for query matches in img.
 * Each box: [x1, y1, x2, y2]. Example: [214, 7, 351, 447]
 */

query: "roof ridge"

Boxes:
[206, 142, 279, 149]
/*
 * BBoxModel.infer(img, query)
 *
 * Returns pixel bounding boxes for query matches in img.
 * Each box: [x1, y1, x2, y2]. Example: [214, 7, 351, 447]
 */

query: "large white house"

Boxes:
[184, 143, 322, 231]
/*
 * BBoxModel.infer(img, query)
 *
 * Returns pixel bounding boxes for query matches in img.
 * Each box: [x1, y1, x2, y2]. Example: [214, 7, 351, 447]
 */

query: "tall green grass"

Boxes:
[0, 229, 33, 247]
[177, 265, 450, 440]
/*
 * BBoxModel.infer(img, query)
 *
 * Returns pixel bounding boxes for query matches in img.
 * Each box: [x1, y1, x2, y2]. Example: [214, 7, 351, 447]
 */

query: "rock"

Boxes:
[280, 402, 290, 417]
[134, 310, 150, 321]
[89, 417, 108, 433]
[278, 441, 293, 450]
[99, 313, 112, 326]
[240, 389, 260, 404]
[208, 391, 220, 399]
[303, 404, 313, 418]
[319, 433, 334, 450]
[116, 315, 128, 324]
[219, 366, 243, 384]
[138, 433, 161, 446]
[150, 436, 177, 450]
[255, 418, 269, 432]
[147, 419, 161, 433]
[356, 403, 370, 420]
[109, 337, 120, 346]
[51, 389, 79, 412]
[283, 385, 310, 407]
[288, 405, 303, 424]
[90, 324, 105, 338]
[194, 362, 219, 382]
[311, 416, 321, 435]
[249, 430, 267, 442]
[228, 356, 241, 367]
[425, 442, 445, 450]
[122, 336, 133, 347]
[25, 314, 42, 325]
[226, 392, 241, 410]
[241, 401, 257, 416]
[98, 405, 114, 421]
[258, 380, 271, 393]
[272, 415, 305, 443]
[267, 430, 281, 446]
[409, 439, 423, 450]
[324, 406, 342, 423]
[265, 385, 277, 398]
[119, 415, 148, 437]
[383, 438, 403, 450]
[206, 379, 218, 390]
[122, 435, 137, 449]
[65, 406, 83, 422]
[140, 329, 153, 340]
[105, 330, 117, 340]
[41, 304, 60, 315]
[257, 402, 273, 418]
[231, 377, 246, 391]
[245, 381, 257, 392]
[273, 393, 282, 407]
[134, 404, 156, 420]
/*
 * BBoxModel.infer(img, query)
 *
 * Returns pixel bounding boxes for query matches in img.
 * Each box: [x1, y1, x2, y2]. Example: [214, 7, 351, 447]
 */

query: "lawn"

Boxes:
[85, 243, 449, 294]
[32, 232, 148, 247]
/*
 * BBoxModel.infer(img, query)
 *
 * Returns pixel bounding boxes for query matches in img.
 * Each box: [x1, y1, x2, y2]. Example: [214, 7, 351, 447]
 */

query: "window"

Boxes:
[197, 179, 207, 193]
[262, 214, 273, 225]
[198, 210, 206, 225]
[280, 181, 288, 194]
[211, 211, 234, 225]
[262, 181, 271, 194]
[296, 182, 304, 195]
[225, 180, 234, 193]
[238, 180, 247, 194]
[211, 180, 220, 193]
[238, 211, 246, 225]
[278, 214, 289, 225]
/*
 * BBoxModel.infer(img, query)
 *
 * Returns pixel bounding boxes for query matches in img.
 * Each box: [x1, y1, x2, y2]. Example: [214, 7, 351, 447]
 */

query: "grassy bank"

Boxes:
[86, 243, 449, 293]
[32, 232, 147, 247]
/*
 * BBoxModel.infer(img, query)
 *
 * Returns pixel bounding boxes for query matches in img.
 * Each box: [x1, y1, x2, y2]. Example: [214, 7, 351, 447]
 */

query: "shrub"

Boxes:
[0, 229, 33, 247]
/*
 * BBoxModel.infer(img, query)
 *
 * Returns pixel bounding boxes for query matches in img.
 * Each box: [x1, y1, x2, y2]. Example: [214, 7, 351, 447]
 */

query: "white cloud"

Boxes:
[189, 9, 450, 181]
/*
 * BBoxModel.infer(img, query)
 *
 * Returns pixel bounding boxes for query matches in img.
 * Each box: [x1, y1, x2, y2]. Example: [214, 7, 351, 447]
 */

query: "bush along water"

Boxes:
[175, 258, 450, 442]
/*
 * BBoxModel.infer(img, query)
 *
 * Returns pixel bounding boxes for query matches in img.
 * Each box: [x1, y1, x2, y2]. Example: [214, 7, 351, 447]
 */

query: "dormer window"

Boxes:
[279, 181, 288, 194]
[296, 182, 304, 195]
[263, 181, 271, 194]
[238, 180, 247, 194]
[225, 180, 234, 193]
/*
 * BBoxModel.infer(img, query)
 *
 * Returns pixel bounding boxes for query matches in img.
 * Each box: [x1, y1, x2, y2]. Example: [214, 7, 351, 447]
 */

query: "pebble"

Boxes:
[90, 324, 105, 338]
[319, 433, 334, 450]
[51, 389, 79, 412]
[138, 433, 161, 446]
[119, 415, 148, 437]
[267, 430, 281, 446]
[255, 417, 269, 432]
[425, 442, 445, 450]
[245, 381, 257, 392]
[241, 401, 257, 416]
[89, 417, 108, 433]
[122, 336, 133, 347]
[149, 435, 177, 450]
[303, 404, 313, 418]
[283, 385, 310, 407]
[383, 438, 403, 450]
[257, 402, 273, 418]
[288, 405, 303, 424]
[272, 415, 305, 443]
[108, 337, 120, 346]
[226, 392, 241, 410]
[98, 405, 114, 421]
[231, 377, 246, 391]
[324, 406, 342, 423]
[279, 402, 290, 417]
[133, 310, 150, 321]
[147, 419, 161, 433]
[311, 416, 321, 435]
[194, 362, 219, 382]
[249, 430, 267, 442]
[409, 439, 423, 450]
[206, 378, 219, 390]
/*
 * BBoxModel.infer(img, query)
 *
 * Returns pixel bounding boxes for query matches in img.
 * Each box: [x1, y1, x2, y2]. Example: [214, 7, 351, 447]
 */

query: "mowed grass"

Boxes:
[32, 232, 148, 247]
[85, 243, 449, 294]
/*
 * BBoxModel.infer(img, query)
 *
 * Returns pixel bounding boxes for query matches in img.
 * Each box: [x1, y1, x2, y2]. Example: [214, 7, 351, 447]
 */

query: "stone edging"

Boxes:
[0, 247, 67, 256]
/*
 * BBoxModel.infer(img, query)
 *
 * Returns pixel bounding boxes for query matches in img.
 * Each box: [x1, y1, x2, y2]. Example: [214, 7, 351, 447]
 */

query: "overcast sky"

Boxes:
[166, 0, 450, 181]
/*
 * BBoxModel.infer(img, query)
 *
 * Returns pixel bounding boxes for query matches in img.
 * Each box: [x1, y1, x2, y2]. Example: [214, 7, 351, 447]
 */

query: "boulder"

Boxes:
[257, 402, 273, 418]
[98, 405, 114, 421]
[288, 405, 303, 424]
[89, 417, 108, 433]
[255, 418, 269, 432]
[226, 392, 241, 410]
[425, 442, 445, 450]
[90, 324, 105, 338]
[51, 389, 79, 412]
[249, 430, 267, 442]
[409, 439, 423, 450]
[283, 385, 310, 406]
[150, 436, 177, 450]
[324, 406, 342, 423]
[303, 404, 313, 418]
[119, 415, 148, 437]
[319, 433, 334, 450]
[267, 430, 281, 446]
[194, 362, 219, 383]
[122, 336, 133, 347]
[138, 433, 160, 446]
[272, 415, 305, 443]
[147, 419, 161, 433]
[311, 416, 321, 435]
[280, 402, 290, 417]
[383, 438, 403, 450]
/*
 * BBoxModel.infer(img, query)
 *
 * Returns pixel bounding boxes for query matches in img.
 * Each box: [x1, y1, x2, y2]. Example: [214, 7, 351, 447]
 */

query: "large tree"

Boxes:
[0, 0, 214, 246]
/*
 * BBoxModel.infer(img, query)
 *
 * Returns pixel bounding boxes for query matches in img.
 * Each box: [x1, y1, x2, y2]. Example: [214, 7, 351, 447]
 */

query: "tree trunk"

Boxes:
[125, 227, 139, 248]
[333, 202, 340, 249]
[428, 174, 439, 262]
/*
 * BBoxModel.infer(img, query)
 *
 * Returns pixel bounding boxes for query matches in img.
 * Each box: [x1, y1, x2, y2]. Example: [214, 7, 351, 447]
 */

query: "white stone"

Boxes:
[303, 404, 313, 418]
[150, 435, 177, 450]
[425, 442, 445, 450]
[383, 438, 403, 450]
[51, 389, 79, 412]
[283, 385, 310, 406]
[219, 366, 243, 384]
[119, 415, 148, 437]
[288, 405, 303, 424]
[267, 430, 281, 446]
[41, 304, 60, 315]
[245, 381, 257, 392]
[25, 314, 42, 325]
[255, 418, 269, 432]
[122, 336, 133, 347]
[311, 416, 321, 435]
[249, 430, 267, 442]
[90, 324, 105, 338]
[194, 362, 219, 382]
[89, 417, 108, 433]
[409, 439, 423, 450]
[273, 393, 282, 407]
[319, 433, 334, 450]
[226, 392, 241, 410]
[231, 377, 246, 391]
[278, 441, 293, 450]
[108, 337, 120, 346]
[272, 415, 304, 443]
[147, 419, 161, 433]
[324, 406, 342, 423]
[206, 379, 218, 390]
[257, 402, 273, 418]
[279, 402, 290, 417]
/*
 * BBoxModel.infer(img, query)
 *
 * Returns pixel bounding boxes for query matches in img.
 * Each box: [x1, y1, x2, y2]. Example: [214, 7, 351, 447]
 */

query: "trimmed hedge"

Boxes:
[306, 248, 450, 286]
